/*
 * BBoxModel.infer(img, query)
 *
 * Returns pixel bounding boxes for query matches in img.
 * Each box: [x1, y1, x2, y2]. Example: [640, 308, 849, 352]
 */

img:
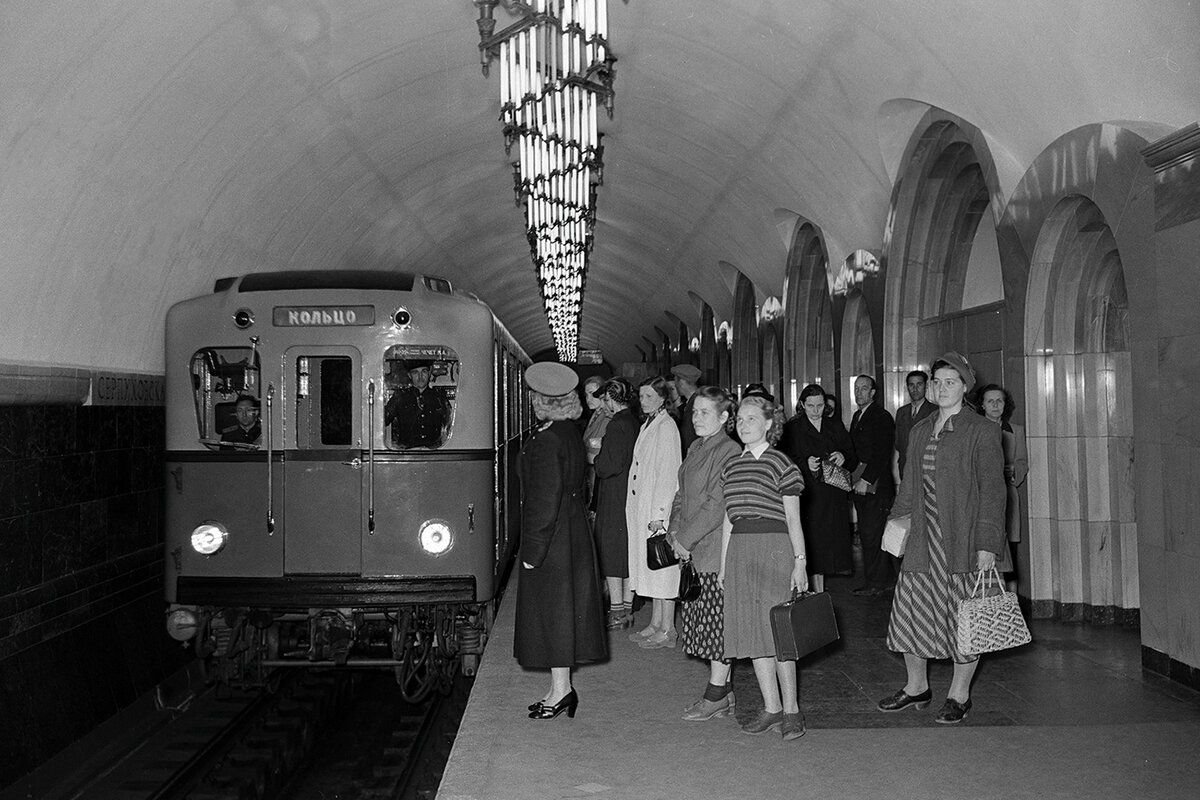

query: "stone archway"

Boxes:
[783, 222, 834, 413]
[1024, 196, 1136, 623]
[883, 112, 1005, 407]
[732, 273, 760, 391]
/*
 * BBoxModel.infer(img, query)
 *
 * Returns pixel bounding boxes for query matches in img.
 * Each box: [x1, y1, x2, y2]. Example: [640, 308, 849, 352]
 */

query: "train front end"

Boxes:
[163, 271, 521, 696]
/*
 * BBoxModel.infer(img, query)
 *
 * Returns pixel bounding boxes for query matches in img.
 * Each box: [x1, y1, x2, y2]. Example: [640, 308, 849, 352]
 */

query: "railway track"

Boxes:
[48, 667, 470, 800]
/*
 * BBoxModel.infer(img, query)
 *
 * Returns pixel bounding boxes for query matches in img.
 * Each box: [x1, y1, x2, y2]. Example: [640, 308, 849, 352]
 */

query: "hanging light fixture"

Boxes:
[475, 0, 616, 363]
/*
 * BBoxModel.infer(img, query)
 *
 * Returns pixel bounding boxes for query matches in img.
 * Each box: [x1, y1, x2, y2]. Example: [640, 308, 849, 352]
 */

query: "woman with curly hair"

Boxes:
[720, 394, 809, 741]
[515, 363, 607, 720]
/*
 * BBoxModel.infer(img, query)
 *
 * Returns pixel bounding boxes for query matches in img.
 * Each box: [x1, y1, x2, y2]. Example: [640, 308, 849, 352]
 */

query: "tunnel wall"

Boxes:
[0, 368, 187, 788]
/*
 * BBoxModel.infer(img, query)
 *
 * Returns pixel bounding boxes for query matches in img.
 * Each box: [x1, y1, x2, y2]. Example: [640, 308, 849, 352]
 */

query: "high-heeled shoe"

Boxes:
[528, 690, 578, 719]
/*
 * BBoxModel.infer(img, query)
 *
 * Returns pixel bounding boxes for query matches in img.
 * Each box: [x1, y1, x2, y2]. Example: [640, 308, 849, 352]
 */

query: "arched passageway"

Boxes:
[1024, 196, 1137, 621]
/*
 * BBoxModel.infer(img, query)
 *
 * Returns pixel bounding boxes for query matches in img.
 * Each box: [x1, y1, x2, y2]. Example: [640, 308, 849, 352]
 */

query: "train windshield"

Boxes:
[383, 345, 459, 449]
[189, 346, 262, 447]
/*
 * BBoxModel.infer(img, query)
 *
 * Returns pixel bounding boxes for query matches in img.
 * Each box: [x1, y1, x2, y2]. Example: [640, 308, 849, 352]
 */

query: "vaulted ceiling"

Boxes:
[1, 1, 1197, 370]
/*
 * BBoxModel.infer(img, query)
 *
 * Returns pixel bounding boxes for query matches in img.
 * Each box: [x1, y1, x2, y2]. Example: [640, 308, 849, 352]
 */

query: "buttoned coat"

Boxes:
[626, 411, 682, 598]
[667, 431, 739, 574]
[513, 421, 607, 668]
[892, 410, 1008, 574]
[592, 408, 638, 577]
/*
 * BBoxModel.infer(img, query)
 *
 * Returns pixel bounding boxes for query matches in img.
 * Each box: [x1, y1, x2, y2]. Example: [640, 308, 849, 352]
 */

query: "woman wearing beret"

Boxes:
[879, 352, 1006, 724]
[514, 362, 607, 720]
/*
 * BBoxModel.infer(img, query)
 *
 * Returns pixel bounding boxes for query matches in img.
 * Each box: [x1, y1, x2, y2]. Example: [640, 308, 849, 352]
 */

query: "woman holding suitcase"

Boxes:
[720, 394, 809, 741]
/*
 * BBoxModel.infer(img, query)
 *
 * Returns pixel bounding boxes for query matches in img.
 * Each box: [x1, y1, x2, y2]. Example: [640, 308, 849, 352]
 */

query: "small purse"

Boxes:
[646, 531, 679, 570]
[677, 560, 701, 602]
[956, 567, 1032, 655]
[769, 590, 840, 661]
[820, 458, 853, 492]
[882, 515, 910, 556]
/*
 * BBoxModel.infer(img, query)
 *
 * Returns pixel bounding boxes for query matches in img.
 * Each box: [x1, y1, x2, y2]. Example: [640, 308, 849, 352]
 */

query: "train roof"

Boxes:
[213, 270, 453, 296]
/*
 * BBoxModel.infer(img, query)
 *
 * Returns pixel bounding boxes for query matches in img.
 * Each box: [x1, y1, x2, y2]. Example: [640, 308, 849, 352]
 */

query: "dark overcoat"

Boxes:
[513, 420, 607, 668]
[780, 414, 858, 574]
[591, 408, 638, 577]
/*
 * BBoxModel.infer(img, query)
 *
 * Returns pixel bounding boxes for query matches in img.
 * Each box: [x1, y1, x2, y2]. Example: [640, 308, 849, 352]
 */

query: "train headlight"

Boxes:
[419, 519, 454, 556]
[166, 608, 200, 641]
[191, 521, 229, 556]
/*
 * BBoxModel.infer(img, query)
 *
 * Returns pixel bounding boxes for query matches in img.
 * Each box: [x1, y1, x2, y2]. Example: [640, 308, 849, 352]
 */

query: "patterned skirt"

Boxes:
[722, 531, 793, 660]
[886, 433, 979, 663]
[680, 571, 725, 661]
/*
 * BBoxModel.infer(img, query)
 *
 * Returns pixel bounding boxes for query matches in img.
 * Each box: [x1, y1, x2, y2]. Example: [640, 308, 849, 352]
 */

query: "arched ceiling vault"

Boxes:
[0, 0, 1196, 370]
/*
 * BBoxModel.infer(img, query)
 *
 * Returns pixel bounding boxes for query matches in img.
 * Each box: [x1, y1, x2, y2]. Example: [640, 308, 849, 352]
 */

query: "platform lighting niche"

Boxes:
[475, 0, 616, 362]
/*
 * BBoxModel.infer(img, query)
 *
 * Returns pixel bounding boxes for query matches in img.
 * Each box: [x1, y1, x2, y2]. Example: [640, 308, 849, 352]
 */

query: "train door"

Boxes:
[283, 346, 364, 574]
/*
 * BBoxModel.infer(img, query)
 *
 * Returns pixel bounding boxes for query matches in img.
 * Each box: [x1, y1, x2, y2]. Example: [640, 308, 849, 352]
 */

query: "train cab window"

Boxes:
[383, 345, 459, 449]
[189, 346, 261, 446]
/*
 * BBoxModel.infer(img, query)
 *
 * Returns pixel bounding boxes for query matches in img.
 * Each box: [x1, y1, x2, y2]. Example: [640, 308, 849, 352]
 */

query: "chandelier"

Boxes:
[474, 0, 616, 362]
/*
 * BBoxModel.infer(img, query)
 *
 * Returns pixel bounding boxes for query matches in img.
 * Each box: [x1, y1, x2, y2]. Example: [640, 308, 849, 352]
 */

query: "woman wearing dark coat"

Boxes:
[780, 383, 858, 591]
[591, 377, 639, 629]
[515, 363, 607, 720]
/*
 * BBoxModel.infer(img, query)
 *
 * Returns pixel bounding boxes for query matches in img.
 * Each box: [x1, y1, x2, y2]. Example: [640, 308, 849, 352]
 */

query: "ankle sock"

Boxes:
[703, 682, 730, 702]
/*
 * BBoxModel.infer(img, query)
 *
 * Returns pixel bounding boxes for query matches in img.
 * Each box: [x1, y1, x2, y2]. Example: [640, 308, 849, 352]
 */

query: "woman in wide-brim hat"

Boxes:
[514, 362, 607, 720]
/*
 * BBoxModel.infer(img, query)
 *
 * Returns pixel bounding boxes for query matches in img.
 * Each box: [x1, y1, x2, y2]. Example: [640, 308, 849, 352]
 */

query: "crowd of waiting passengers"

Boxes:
[513, 353, 1028, 740]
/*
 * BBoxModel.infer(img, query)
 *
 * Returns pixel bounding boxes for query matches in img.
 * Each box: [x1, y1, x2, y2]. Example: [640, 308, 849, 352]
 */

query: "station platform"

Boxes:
[437, 574, 1200, 800]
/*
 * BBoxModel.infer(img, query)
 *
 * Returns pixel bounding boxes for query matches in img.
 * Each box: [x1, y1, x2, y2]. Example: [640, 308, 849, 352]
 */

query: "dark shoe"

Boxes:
[740, 709, 785, 735]
[877, 687, 933, 712]
[780, 712, 807, 741]
[605, 610, 631, 630]
[934, 697, 971, 724]
[529, 690, 578, 719]
[681, 692, 736, 721]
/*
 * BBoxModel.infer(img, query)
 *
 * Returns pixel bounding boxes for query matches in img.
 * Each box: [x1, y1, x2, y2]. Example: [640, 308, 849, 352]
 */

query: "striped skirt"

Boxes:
[886, 431, 979, 664]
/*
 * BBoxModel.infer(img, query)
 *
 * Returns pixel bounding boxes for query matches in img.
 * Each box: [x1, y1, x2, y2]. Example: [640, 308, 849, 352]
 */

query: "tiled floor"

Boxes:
[437, 573, 1200, 800]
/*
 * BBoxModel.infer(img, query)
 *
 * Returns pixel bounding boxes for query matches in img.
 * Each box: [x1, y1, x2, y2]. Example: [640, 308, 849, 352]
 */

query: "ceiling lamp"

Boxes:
[475, 0, 616, 363]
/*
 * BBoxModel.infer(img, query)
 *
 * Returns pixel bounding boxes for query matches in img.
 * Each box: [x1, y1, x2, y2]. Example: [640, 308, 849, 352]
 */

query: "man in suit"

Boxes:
[892, 369, 936, 485]
[850, 374, 896, 596]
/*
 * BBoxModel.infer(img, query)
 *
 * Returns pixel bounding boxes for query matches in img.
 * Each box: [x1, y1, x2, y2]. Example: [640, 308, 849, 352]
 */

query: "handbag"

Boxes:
[820, 458, 853, 492]
[882, 515, 910, 556]
[677, 560, 701, 602]
[956, 567, 1032, 655]
[769, 590, 839, 661]
[646, 531, 679, 570]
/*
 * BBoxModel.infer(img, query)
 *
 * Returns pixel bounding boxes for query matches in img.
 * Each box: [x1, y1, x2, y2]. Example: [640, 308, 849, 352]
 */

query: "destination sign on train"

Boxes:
[273, 306, 375, 326]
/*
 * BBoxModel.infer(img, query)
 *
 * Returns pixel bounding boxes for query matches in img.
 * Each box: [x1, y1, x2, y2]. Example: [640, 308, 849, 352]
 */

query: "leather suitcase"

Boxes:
[769, 590, 840, 661]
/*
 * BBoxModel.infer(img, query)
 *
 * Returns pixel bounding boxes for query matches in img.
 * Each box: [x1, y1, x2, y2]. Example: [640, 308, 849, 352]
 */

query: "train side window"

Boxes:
[383, 345, 459, 449]
[189, 346, 261, 446]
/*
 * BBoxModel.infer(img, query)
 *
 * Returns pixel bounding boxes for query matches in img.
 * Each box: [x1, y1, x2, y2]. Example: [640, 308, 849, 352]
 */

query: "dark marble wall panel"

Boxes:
[0, 403, 189, 790]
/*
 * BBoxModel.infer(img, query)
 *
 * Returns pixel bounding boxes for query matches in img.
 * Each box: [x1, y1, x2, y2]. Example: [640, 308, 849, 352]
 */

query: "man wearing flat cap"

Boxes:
[671, 363, 702, 454]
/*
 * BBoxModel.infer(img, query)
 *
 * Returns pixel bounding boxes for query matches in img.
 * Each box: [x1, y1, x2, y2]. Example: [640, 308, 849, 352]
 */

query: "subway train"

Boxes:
[162, 270, 530, 698]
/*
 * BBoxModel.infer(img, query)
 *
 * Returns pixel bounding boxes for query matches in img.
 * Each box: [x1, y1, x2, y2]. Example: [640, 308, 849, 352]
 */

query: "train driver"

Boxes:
[385, 363, 447, 448]
[220, 395, 262, 447]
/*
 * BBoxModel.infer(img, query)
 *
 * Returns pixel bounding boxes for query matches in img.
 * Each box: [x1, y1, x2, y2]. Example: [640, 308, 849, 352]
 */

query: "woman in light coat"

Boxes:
[626, 375, 683, 648]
